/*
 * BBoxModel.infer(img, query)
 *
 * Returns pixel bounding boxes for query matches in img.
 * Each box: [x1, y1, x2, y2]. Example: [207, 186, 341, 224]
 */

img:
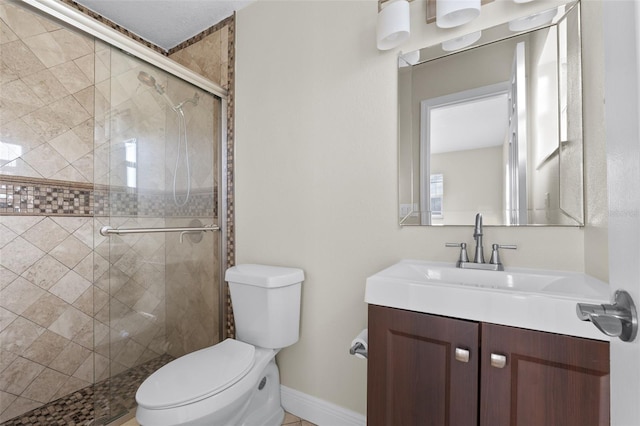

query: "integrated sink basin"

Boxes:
[365, 260, 611, 340]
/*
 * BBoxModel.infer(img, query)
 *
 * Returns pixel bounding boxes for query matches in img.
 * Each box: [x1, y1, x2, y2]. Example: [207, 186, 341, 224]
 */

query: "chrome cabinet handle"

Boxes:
[455, 347, 470, 363]
[490, 353, 507, 368]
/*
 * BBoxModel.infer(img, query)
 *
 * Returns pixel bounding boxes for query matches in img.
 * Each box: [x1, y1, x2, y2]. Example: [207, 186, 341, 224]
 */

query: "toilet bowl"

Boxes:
[135, 264, 304, 426]
[136, 339, 282, 426]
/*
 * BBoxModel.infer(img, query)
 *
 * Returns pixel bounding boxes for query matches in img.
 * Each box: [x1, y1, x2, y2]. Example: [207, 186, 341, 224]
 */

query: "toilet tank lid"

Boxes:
[225, 264, 304, 288]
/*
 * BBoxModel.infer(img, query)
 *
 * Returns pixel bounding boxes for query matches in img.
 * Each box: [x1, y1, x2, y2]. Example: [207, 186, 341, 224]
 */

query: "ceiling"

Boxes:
[74, 0, 254, 50]
[431, 94, 509, 154]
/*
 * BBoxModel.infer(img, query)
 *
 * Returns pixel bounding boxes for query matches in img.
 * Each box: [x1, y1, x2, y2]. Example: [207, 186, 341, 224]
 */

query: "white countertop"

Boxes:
[365, 259, 611, 341]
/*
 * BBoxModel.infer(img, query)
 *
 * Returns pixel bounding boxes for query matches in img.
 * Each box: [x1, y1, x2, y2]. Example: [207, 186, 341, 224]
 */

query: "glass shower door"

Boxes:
[93, 46, 221, 423]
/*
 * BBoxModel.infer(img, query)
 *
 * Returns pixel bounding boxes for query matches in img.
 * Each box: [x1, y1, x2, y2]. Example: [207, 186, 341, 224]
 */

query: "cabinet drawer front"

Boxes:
[368, 305, 479, 426]
[480, 323, 610, 426]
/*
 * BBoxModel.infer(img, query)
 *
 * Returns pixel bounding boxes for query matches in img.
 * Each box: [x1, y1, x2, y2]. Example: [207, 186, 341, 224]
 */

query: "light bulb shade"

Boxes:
[508, 8, 557, 32]
[399, 49, 421, 67]
[441, 30, 481, 51]
[436, 0, 481, 29]
[377, 0, 411, 51]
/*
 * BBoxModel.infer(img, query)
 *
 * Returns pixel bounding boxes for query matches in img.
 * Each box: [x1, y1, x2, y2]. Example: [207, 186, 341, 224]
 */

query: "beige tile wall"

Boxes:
[167, 19, 232, 346]
[93, 217, 169, 377]
[0, 3, 102, 421]
[0, 1, 95, 182]
[0, 0, 229, 422]
[0, 214, 169, 423]
[165, 218, 219, 358]
[169, 23, 230, 91]
[169, 16, 235, 339]
[0, 216, 100, 421]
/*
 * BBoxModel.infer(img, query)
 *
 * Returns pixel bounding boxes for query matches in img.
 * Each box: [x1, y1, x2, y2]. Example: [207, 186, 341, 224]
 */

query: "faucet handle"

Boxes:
[446, 242, 470, 265]
[489, 244, 517, 267]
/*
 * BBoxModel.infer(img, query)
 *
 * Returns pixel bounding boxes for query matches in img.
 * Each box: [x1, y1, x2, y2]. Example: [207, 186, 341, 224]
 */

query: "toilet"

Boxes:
[135, 264, 304, 426]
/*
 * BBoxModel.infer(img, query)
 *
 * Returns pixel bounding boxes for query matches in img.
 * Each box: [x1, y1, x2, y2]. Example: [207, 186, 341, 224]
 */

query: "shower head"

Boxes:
[137, 71, 198, 112]
[138, 71, 165, 95]
[137, 71, 155, 87]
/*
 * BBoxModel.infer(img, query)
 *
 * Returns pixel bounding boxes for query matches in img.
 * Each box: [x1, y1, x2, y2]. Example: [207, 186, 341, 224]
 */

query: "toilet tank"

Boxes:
[225, 264, 304, 349]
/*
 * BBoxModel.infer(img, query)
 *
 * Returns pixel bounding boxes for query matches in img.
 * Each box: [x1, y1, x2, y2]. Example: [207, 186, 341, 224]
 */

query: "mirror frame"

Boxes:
[398, 1, 583, 227]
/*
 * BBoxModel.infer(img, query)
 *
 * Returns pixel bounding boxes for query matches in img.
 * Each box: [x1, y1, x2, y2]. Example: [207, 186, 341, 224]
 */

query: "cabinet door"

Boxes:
[368, 305, 479, 426]
[480, 323, 610, 426]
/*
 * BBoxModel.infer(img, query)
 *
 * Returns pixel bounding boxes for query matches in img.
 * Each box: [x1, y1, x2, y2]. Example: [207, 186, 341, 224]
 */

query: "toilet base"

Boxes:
[238, 358, 284, 426]
[136, 347, 283, 426]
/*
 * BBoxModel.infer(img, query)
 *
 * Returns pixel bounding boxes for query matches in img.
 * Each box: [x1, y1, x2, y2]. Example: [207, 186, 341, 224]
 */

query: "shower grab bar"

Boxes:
[99, 224, 219, 237]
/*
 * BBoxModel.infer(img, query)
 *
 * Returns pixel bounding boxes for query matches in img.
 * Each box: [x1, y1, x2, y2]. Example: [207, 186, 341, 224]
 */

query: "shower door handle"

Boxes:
[100, 224, 219, 237]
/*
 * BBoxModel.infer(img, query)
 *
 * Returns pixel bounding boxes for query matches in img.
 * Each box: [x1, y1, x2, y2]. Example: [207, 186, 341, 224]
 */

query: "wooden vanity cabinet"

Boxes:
[480, 322, 610, 426]
[367, 304, 480, 426]
[367, 304, 610, 426]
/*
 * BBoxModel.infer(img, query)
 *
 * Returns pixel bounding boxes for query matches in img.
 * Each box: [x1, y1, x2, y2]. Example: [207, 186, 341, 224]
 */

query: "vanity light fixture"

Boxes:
[508, 8, 557, 32]
[377, 0, 411, 50]
[441, 30, 482, 51]
[399, 49, 421, 67]
[436, 0, 481, 28]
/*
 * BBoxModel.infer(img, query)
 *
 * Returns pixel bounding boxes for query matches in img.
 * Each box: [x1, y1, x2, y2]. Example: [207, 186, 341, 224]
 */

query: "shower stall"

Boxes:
[0, 1, 228, 423]
[93, 47, 224, 423]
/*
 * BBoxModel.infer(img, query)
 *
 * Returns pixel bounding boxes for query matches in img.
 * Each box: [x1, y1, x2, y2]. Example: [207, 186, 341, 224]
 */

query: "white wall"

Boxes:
[235, 0, 604, 416]
[431, 146, 503, 225]
[581, 0, 609, 282]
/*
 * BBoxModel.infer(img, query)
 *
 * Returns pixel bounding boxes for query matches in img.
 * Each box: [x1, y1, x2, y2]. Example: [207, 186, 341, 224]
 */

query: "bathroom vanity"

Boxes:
[365, 260, 611, 426]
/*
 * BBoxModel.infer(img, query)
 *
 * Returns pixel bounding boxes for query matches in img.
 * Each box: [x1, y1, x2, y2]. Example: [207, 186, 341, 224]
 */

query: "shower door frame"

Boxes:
[20, 0, 227, 99]
[19, 0, 230, 374]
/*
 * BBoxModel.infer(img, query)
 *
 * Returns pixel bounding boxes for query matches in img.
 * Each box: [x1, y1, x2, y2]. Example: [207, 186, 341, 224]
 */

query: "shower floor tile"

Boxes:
[1, 352, 318, 426]
[0, 354, 173, 426]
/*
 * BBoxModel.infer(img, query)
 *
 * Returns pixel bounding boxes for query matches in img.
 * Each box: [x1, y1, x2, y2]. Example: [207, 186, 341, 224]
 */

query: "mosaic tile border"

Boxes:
[106, 187, 217, 218]
[0, 176, 217, 218]
[0, 355, 173, 426]
[225, 15, 237, 340]
[0, 176, 95, 216]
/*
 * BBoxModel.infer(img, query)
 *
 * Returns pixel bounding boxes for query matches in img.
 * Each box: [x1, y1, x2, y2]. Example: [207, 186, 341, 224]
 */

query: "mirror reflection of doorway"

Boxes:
[419, 42, 528, 226]
[420, 83, 510, 225]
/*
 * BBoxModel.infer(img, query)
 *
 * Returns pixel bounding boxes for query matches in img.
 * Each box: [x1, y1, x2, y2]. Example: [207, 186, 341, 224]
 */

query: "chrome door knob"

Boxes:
[576, 289, 638, 342]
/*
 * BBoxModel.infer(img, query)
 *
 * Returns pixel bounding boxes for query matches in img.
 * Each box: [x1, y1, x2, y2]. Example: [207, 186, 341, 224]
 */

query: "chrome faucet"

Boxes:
[445, 213, 517, 271]
[473, 213, 484, 263]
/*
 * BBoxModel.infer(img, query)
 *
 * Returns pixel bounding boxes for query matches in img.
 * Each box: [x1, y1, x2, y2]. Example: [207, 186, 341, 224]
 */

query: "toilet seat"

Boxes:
[136, 339, 255, 409]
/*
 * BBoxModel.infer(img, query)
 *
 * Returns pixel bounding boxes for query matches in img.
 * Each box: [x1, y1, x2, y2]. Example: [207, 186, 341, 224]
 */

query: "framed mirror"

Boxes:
[398, 1, 583, 226]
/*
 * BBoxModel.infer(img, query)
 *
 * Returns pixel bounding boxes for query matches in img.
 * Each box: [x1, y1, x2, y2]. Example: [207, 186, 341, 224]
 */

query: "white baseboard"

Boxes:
[280, 385, 366, 426]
